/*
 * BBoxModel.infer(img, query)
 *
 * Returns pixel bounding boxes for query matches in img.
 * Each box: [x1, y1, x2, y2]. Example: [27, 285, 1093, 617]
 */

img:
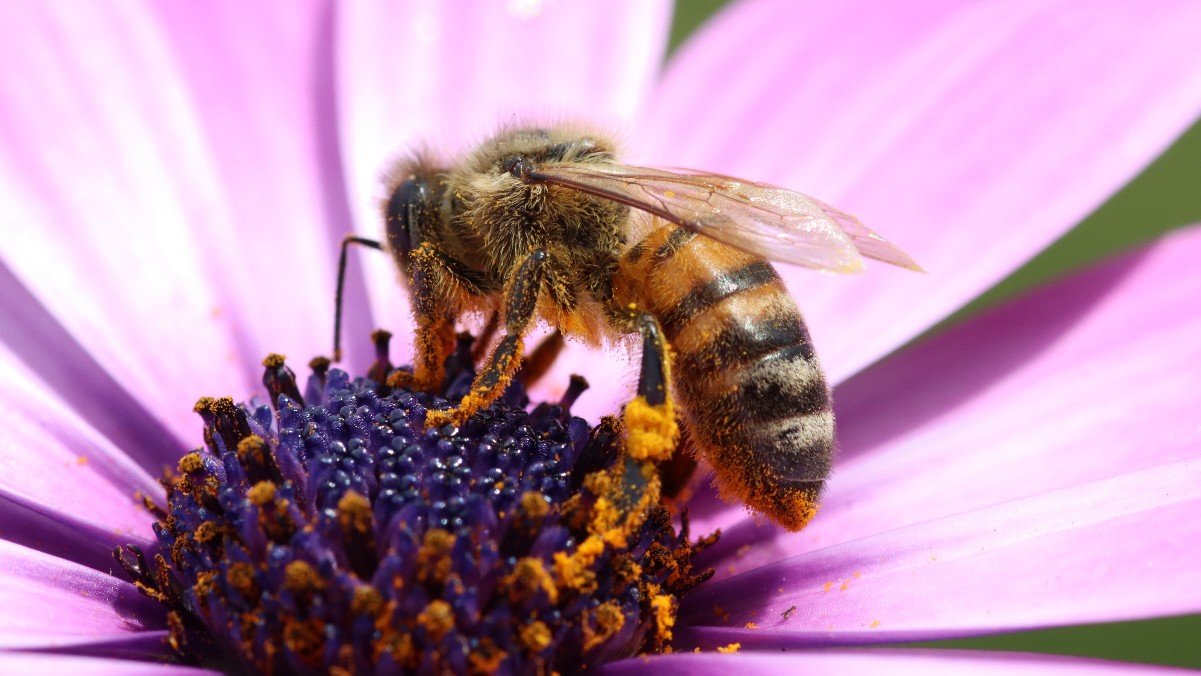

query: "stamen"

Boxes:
[559, 374, 589, 412]
[367, 329, 394, 387]
[262, 353, 304, 408]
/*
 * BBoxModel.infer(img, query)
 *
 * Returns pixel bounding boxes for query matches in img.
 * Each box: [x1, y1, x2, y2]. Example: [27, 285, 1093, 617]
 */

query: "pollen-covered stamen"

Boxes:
[262, 353, 304, 408]
[336, 490, 377, 578]
[119, 333, 717, 673]
[207, 396, 253, 457]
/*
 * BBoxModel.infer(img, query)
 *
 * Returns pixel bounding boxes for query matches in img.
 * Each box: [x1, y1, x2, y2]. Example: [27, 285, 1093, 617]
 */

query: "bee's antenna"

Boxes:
[334, 236, 384, 362]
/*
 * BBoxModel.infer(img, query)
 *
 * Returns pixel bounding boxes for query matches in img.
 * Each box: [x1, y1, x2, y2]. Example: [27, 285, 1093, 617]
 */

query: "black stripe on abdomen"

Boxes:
[676, 310, 815, 375]
[678, 313, 832, 485]
[652, 228, 698, 264]
[687, 341, 829, 424]
[662, 260, 779, 336]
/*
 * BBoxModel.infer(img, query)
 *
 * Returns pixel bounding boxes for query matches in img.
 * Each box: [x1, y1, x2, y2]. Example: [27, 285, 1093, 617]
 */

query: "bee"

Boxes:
[333, 125, 919, 532]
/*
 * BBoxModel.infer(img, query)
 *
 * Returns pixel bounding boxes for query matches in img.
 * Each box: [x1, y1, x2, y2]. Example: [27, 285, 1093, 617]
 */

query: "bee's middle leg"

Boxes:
[425, 250, 547, 427]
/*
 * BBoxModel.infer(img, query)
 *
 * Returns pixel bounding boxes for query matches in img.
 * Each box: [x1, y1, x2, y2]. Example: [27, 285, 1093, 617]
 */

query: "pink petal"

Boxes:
[13, 631, 176, 663]
[0, 5, 239, 438]
[678, 457, 1201, 646]
[637, 0, 1201, 383]
[696, 224, 1201, 576]
[0, 344, 161, 556]
[0, 489, 155, 574]
[0, 540, 164, 649]
[0, 653, 213, 675]
[0, 263, 184, 469]
[335, 0, 672, 397]
[147, 0, 378, 373]
[602, 650, 1182, 675]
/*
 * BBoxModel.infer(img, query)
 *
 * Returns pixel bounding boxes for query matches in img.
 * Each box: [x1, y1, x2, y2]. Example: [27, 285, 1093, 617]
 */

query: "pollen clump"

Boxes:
[622, 395, 678, 462]
[504, 557, 559, 604]
[283, 560, 324, 596]
[520, 620, 554, 653]
[717, 642, 741, 654]
[651, 592, 677, 645]
[176, 452, 203, 474]
[583, 601, 626, 651]
[351, 587, 383, 617]
[553, 534, 605, 592]
[226, 562, 258, 598]
[416, 528, 455, 585]
[246, 480, 275, 506]
[336, 489, 372, 535]
[418, 600, 455, 641]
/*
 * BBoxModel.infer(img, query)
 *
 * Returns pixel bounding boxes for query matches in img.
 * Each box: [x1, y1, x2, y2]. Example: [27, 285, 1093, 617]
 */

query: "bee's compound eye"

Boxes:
[502, 155, 533, 181]
[384, 177, 431, 258]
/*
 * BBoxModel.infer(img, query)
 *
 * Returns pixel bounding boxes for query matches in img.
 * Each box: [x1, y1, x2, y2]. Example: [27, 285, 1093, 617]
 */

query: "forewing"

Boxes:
[529, 163, 918, 273]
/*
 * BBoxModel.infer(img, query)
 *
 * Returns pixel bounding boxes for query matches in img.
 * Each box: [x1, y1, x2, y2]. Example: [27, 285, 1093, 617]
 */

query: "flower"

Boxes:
[2, 0, 1200, 673]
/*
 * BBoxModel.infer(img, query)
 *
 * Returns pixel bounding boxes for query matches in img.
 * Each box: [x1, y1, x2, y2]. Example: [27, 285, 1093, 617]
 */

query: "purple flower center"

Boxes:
[115, 330, 715, 673]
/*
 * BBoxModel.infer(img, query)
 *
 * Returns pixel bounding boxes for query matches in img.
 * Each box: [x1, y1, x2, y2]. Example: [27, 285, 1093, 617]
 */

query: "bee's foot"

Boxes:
[424, 407, 467, 429]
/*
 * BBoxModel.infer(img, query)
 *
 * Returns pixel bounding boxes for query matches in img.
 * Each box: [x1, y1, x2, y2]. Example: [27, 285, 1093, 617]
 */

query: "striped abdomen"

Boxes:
[615, 225, 832, 531]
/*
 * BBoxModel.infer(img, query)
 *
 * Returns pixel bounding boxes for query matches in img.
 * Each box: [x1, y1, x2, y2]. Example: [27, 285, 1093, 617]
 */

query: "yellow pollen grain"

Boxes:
[337, 490, 373, 535]
[237, 435, 267, 463]
[417, 529, 455, 584]
[520, 620, 553, 653]
[504, 557, 559, 604]
[261, 353, 287, 368]
[468, 638, 506, 674]
[226, 561, 258, 597]
[589, 497, 622, 542]
[283, 616, 324, 666]
[351, 587, 383, 617]
[283, 560, 324, 595]
[583, 601, 626, 651]
[247, 481, 276, 505]
[717, 642, 741, 654]
[745, 622, 758, 629]
[177, 452, 203, 474]
[519, 491, 550, 519]
[193, 570, 217, 598]
[553, 534, 604, 591]
[712, 604, 730, 623]
[418, 600, 454, 641]
[870, 619, 881, 628]
[651, 594, 676, 644]
[193, 521, 218, 543]
[622, 396, 677, 462]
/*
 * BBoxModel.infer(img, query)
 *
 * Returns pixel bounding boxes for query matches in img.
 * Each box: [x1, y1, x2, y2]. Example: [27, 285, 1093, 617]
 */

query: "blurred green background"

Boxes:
[669, 1, 1201, 670]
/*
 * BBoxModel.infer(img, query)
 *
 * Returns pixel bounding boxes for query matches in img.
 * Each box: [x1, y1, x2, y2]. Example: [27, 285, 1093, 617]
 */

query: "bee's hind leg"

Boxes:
[424, 250, 547, 428]
[622, 313, 679, 463]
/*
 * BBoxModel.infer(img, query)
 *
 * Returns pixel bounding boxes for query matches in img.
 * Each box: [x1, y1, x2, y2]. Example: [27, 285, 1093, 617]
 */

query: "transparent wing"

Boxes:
[527, 163, 921, 273]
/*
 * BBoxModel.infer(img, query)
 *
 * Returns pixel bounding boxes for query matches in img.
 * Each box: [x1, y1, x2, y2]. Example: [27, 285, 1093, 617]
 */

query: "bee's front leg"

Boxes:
[622, 313, 679, 463]
[424, 250, 547, 428]
[383, 243, 462, 394]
